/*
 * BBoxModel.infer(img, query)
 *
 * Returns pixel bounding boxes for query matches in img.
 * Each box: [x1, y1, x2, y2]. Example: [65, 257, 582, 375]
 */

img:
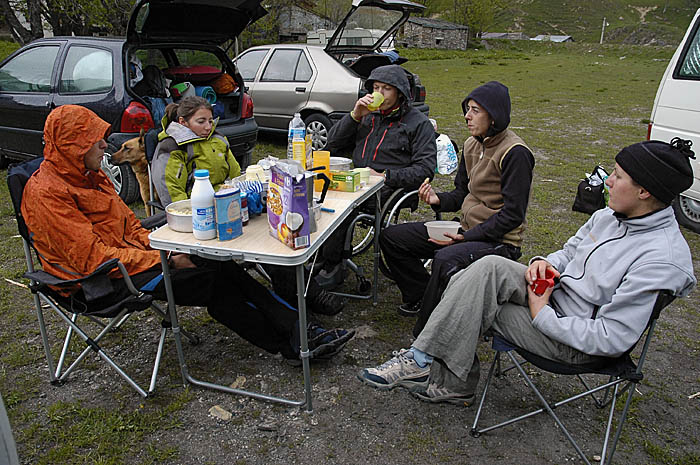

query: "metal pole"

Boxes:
[600, 17, 606, 44]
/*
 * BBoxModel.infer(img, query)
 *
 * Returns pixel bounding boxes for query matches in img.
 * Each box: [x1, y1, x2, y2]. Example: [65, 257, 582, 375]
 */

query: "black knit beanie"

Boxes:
[615, 138, 695, 205]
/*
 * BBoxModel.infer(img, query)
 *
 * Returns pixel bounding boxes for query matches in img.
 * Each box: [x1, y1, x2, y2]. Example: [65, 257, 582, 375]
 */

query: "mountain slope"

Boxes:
[424, 0, 697, 45]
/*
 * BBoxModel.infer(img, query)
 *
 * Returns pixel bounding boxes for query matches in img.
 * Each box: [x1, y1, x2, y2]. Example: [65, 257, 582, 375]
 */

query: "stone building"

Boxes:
[398, 17, 469, 50]
[278, 5, 333, 43]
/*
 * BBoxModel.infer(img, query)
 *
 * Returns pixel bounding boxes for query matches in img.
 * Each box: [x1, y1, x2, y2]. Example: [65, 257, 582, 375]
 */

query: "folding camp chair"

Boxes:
[470, 290, 676, 465]
[7, 157, 194, 398]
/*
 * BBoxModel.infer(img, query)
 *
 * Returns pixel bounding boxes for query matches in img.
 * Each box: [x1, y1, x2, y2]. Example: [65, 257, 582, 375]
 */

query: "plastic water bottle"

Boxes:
[191, 169, 216, 240]
[287, 112, 305, 159]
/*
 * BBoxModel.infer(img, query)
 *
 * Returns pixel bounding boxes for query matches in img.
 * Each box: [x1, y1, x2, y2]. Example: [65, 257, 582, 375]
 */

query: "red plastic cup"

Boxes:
[531, 268, 556, 296]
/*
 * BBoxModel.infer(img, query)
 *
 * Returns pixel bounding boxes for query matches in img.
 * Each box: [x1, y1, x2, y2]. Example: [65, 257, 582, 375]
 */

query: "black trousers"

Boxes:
[321, 185, 413, 265]
[122, 258, 300, 359]
[379, 221, 521, 337]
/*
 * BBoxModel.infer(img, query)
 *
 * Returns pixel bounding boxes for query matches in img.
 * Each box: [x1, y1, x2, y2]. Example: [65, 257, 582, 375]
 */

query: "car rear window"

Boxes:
[0, 45, 59, 93]
[261, 49, 312, 82]
[60, 46, 113, 93]
[236, 49, 268, 81]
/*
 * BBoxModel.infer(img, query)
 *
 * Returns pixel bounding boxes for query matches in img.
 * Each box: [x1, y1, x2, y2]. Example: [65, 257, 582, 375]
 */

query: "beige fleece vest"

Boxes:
[460, 129, 530, 247]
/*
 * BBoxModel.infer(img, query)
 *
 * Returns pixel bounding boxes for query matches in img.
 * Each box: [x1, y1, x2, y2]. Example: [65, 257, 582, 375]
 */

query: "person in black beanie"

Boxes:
[380, 81, 535, 338]
[358, 138, 696, 404]
[614, 137, 695, 208]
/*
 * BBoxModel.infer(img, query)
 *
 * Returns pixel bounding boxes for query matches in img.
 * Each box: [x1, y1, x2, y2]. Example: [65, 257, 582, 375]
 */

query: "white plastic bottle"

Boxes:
[286, 112, 305, 159]
[191, 169, 216, 240]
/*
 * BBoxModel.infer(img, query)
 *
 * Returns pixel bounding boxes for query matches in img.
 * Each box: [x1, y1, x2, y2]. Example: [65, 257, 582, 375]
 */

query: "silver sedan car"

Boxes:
[235, 0, 429, 150]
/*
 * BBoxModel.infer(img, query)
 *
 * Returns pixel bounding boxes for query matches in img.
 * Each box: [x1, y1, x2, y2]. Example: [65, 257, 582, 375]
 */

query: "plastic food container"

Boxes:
[166, 199, 193, 232]
[425, 220, 461, 240]
[330, 156, 352, 171]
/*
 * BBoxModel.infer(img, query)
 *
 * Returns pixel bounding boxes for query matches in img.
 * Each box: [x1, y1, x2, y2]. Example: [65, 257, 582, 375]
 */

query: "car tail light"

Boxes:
[241, 93, 254, 119]
[647, 122, 653, 140]
[418, 85, 426, 102]
[120, 101, 155, 133]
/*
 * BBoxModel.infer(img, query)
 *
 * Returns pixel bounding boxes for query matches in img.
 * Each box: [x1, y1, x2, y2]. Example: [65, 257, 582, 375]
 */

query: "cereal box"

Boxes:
[267, 165, 310, 249]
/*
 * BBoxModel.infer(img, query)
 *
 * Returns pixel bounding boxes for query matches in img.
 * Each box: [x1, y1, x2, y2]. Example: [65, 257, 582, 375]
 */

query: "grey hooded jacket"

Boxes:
[326, 64, 436, 190]
[533, 206, 696, 357]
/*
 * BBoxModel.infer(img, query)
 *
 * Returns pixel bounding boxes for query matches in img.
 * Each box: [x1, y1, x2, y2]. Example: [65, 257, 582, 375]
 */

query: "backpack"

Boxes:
[133, 65, 169, 98]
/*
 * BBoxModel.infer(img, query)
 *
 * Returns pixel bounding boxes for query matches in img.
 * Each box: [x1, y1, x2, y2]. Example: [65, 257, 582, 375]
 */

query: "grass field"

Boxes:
[1, 40, 699, 464]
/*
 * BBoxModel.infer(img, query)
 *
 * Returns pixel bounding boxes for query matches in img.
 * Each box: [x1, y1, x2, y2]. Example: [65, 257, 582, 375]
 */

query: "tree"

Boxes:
[0, 0, 42, 44]
[239, 0, 319, 49]
[466, 0, 502, 37]
[449, 0, 505, 37]
[314, 0, 352, 27]
[0, 0, 134, 45]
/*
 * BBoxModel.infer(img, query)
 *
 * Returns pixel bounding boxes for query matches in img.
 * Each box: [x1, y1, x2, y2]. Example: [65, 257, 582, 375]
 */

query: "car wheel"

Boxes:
[101, 143, 140, 204]
[304, 114, 332, 151]
[0, 153, 9, 170]
[672, 194, 700, 233]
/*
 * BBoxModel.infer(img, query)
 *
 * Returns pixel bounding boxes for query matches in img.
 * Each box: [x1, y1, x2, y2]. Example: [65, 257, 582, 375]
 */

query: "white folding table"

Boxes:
[149, 176, 384, 412]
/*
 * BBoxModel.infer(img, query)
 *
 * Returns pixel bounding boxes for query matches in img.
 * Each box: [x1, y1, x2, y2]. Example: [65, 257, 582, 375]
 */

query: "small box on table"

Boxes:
[329, 170, 361, 192]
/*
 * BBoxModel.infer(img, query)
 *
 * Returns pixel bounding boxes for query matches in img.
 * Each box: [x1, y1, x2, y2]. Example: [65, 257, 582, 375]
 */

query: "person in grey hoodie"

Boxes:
[358, 137, 697, 405]
[314, 64, 437, 288]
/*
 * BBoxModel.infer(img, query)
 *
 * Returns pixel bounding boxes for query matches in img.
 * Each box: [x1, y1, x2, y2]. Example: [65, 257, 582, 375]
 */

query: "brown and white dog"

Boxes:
[111, 129, 159, 215]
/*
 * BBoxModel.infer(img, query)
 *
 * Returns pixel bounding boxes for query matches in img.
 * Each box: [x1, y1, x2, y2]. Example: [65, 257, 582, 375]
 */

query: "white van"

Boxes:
[648, 8, 700, 233]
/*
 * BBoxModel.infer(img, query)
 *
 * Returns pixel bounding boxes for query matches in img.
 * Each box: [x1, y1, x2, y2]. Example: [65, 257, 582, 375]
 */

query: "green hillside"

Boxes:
[424, 0, 698, 45]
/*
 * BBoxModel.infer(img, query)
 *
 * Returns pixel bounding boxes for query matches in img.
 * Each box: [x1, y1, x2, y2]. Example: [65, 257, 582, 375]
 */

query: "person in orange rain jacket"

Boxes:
[21, 105, 354, 365]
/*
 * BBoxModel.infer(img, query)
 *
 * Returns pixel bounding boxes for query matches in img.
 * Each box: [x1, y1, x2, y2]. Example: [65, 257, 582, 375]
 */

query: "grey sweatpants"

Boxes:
[413, 255, 603, 393]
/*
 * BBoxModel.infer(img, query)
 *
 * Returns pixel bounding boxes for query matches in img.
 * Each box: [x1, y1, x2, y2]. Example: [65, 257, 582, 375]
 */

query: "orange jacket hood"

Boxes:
[43, 105, 111, 187]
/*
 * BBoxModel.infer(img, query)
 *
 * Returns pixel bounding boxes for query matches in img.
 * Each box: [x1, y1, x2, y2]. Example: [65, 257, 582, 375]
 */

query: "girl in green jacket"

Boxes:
[152, 96, 241, 206]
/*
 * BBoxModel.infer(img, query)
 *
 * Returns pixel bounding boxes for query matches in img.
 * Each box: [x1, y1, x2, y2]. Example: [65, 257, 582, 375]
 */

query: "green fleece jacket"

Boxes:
[151, 118, 241, 206]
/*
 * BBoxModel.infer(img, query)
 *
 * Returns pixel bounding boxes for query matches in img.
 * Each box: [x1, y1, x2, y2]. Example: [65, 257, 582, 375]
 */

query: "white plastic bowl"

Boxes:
[425, 220, 460, 240]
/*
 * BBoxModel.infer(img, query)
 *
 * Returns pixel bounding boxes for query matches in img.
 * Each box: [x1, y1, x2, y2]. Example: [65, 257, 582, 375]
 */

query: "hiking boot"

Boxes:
[412, 382, 475, 406]
[357, 349, 429, 391]
[398, 299, 422, 317]
[315, 263, 346, 290]
[309, 289, 345, 315]
[285, 324, 355, 367]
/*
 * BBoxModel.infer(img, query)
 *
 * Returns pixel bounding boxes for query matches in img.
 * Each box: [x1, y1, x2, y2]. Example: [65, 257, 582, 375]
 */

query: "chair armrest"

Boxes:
[147, 200, 164, 211]
[140, 211, 166, 230]
[24, 258, 120, 288]
[24, 258, 144, 302]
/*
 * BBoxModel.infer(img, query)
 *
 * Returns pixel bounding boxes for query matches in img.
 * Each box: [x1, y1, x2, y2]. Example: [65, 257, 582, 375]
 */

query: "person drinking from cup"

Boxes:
[311, 64, 437, 290]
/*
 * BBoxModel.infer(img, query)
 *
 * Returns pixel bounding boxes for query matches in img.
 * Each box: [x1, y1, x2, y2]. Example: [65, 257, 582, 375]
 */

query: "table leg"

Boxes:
[296, 264, 313, 412]
[161, 251, 308, 407]
[372, 189, 381, 305]
[160, 250, 189, 387]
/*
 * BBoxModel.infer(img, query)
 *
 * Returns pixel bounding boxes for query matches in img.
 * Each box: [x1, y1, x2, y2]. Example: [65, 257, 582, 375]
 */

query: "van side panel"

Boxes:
[649, 9, 700, 200]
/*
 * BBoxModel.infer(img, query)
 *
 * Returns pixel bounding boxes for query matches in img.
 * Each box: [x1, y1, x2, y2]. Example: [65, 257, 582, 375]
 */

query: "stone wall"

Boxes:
[399, 22, 469, 50]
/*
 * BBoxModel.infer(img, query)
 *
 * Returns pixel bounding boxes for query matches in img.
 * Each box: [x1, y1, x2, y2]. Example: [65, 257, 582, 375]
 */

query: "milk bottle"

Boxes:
[191, 169, 216, 240]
